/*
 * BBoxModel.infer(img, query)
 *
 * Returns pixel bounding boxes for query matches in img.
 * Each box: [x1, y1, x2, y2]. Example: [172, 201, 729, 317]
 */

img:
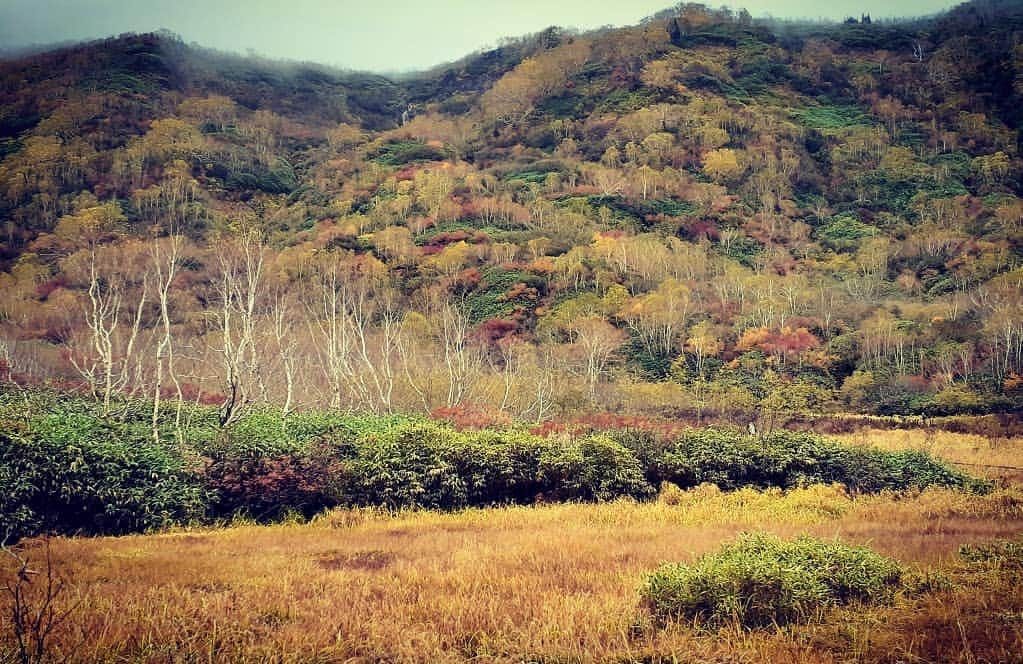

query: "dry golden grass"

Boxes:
[3, 476, 1023, 663]
[797, 541, 1023, 664]
[0, 429, 1020, 662]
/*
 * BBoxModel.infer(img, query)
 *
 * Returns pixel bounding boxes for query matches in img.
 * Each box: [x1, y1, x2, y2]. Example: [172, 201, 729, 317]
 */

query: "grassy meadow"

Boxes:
[4, 1, 1023, 661]
[3, 427, 1023, 663]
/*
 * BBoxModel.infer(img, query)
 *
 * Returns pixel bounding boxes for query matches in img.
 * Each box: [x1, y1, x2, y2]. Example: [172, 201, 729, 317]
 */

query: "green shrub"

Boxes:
[606, 428, 670, 486]
[201, 412, 417, 519]
[656, 429, 987, 494]
[594, 88, 659, 114]
[830, 446, 990, 494]
[341, 422, 462, 509]
[464, 267, 547, 324]
[792, 105, 871, 131]
[224, 157, 297, 194]
[658, 429, 790, 490]
[538, 435, 654, 502]
[717, 233, 763, 266]
[815, 213, 876, 252]
[959, 537, 1023, 568]
[0, 412, 208, 539]
[0, 389, 990, 539]
[641, 533, 904, 629]
[338, 425, 655, 508]
[442, 430, 550, 505]
[203, 410, 418, 458]
[340, 422, 549, 509]
[368, 140, 448, 165]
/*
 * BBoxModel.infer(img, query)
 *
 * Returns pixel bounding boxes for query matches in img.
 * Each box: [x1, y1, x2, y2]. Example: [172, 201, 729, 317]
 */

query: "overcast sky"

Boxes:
[0, 0, 959, 72]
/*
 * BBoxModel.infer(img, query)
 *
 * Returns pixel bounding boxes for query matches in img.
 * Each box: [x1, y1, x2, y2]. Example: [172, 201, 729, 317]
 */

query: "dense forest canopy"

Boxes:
[0, 0, 1021, 425]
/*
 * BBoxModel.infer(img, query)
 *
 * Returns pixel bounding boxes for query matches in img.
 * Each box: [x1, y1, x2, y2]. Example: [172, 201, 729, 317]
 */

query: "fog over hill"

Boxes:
[1, 0, 959, 71]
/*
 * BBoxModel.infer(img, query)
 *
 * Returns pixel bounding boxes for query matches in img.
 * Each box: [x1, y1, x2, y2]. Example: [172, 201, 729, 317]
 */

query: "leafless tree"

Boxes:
[267, 286, 298, 417]
[438, 299, 483, 408]
[212, 230, 265, 426]
[68, 245, 148, 416]
[150, 234, 183, 442]
[568, 316, 627, 405]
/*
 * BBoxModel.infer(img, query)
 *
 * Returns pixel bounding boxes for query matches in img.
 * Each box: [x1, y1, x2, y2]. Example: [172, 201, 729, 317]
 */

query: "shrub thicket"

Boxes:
[0, 411, 208, 541]
[641, 533, 904, 628]
[205, 446, 344, 521]
[0, 390, 988, 540]
[655, 429, 988, 493]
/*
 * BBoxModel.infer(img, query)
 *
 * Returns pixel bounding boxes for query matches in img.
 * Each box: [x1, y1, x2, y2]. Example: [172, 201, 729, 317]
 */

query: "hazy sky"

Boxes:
[0, 0, 959, 72]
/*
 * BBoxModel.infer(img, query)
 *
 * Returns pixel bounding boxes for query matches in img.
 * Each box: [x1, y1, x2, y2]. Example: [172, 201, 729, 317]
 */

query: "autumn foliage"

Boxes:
[0, 2, 1022, 424]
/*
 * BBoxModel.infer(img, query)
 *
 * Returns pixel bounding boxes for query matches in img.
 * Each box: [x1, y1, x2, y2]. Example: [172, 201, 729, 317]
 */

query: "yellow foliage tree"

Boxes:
[702, 148, 742, 182]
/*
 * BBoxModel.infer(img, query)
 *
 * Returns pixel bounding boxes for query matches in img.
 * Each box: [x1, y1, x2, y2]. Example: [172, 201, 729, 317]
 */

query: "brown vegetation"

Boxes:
[3, 443, 1021, 661]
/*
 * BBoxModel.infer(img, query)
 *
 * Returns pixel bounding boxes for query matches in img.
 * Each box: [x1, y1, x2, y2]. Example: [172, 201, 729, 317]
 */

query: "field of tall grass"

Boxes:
[3, 426, 1022, 664]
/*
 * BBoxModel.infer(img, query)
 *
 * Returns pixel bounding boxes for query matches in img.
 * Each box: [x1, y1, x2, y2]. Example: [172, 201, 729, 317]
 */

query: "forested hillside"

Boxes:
[1, 0, 1022, 424]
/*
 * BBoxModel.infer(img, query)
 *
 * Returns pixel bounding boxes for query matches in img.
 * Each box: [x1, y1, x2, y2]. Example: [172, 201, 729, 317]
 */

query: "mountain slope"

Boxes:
[0, 0, 1021, 420]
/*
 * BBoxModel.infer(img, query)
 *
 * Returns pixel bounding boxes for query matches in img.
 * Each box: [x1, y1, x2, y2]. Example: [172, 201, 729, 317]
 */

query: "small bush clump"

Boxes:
[959, 537, 1023, 568]
[641, 533, 904, 629]
[368, 140, 448, 165]
[341, 424, 652, 508]
[205, 446, 344, 521]
[537, 435, 655, 502]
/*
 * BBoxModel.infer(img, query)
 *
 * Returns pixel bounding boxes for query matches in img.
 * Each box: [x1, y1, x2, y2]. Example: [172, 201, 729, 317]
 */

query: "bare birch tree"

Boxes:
[67, 242, 149, 416]
[150, 233, 183, 442]
[212, 229, 265, 426]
